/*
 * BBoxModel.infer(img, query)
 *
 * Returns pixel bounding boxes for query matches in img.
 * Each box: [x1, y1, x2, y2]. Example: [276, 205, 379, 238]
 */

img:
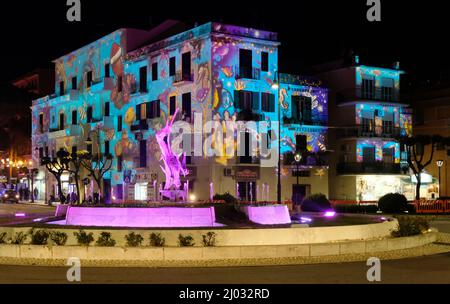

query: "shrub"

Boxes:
[301, 193, 333, 212]
[213, 192, 238, 204]
[202, 232, 217, 247]
[378, 193, 408, 214]
[178, 234, 195, 247]
[149, 233, 166, 247]
[334, 204, 379, 214]
[29, 229, 50, 245]
[74, 230, 94, 246]
[96, 232, 116, 247]
[50, 231, 68, 246]
[0, 232, 7, 244]
[9, 232, 28, 245]
[391, 216, 430, 237]
[125, 232, 144, 247]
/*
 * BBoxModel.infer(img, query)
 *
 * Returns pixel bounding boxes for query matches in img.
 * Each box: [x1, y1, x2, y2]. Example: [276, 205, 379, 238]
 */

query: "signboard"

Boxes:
[236, 167, 260, 180]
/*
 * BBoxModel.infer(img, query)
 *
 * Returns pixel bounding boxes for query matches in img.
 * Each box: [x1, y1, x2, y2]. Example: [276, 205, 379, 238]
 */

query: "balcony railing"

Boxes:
[337, 162, 402, 175]
[235, 66, 260, 80]
[173, 71, 193, 83]
[236, 109, 264, 121]
[90, 77, 115, 93]
[336, 86, 400, 104]
[130, 120, 149, 131]
[237, 156, 260, 165]
[336, 125, 402, 139]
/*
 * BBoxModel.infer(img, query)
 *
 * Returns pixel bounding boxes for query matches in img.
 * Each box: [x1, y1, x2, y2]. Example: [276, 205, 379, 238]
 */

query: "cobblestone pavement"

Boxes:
[0, 250, 450, 284]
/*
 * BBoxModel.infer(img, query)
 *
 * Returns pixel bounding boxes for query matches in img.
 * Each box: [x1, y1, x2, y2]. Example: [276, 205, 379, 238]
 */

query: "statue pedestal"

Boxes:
[160, 189, 187, 202]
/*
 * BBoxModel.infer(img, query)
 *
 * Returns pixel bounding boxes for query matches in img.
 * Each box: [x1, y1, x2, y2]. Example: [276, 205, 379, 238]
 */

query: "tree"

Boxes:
[67, 151, 86, 204]
[41, 148, 70, 203]
[80, 151, 113, 202]
[402, 135, 443, 200]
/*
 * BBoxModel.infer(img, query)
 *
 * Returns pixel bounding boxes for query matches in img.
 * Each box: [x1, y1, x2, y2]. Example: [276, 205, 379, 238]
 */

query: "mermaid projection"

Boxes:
[156, 108, 189, 201]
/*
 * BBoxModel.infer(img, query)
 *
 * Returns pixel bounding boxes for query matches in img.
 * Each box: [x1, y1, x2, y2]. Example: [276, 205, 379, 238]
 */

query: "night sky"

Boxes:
[1, 0, 449, 85]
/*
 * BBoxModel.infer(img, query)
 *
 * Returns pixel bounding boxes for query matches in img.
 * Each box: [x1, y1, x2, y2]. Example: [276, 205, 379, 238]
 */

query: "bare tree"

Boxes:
[41, 148, 70, 203]
[80, 152, 113, 202]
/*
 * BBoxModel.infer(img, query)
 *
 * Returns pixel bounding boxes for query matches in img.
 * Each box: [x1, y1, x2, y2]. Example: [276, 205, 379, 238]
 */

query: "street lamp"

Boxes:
[294, 152, 302, 186]
[437, 160, 444, 198]
[271, 71, 281, 204]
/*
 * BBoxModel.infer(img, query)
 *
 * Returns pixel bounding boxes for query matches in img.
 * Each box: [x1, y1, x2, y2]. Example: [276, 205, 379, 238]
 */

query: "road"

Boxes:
[0, 253, 450, 283]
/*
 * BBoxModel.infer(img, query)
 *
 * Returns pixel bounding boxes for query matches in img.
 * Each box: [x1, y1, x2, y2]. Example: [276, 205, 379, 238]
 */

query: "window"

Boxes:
[239, 131, 253, 163]
[169, 57, 176, 76]
[117, 155, 123, 172]
[139, 66, 147, 92]
[104, 63, 110, 78]
[182, 93, 191, 118]
[117, 115, 122, 132]
[136, 100, 160, 120]
[261, 52, 269, 72]
[118, 75, 123, 92]
[105, 102, 110, 117]
[139, 140, 147, 168]
[59, 81, 65, 96]
[239, 49, 253, 78]
[45, 146, 49, 157]
[87, 106, 93, 123]
[87, 143, 92, 154]
[72, 110, 77, 125]
[291, 95, 312, 122]
[105, 141, 110, 155]
[361, 76, 375, 99]
[152, 62, 158, 81]
[39, 113, 44, 133]
[169, 96, 176, 115]
[86, 71, 93, 88]
[234, 90, 254, 111]
[59, 113, 65, 130]
[38, 147, 44, 159]
[72, 77, 77, 90]
[261, 93, 275, 112]
[182, 52, 191, 80]
[71, 146, 77, 155]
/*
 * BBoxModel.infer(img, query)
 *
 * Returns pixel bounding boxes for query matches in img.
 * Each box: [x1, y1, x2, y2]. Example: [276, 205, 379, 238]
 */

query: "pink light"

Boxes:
[15, 213, 26, 217]
[300, 217, 312, 222]
[64, 206, 216, 227]
[324, 211, 336, 218]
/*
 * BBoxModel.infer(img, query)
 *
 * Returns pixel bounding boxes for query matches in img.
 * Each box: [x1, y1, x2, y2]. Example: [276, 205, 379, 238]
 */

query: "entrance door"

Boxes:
[237, 181, 256, 202]
[103, 179, 111, 204]
[382, 147, 394, 163]
[292, 184, 310, 204]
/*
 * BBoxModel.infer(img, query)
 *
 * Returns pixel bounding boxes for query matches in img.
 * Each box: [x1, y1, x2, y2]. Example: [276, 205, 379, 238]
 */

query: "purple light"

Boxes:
[324, 211, 336, 218]
[380, 217, 387, 221]
[15, 213, 26, 217]
[300, 217, 312, 222]
[64, 206, 216, 227]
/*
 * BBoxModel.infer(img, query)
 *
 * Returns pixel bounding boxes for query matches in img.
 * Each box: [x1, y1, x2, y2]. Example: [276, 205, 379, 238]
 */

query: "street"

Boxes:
[0, 253, 450, 284]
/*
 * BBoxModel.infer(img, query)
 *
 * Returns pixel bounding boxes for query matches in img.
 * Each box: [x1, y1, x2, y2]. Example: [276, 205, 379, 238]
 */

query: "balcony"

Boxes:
[173, 71, 193, 84]
[33, 90, 79, 106]
[237, 156, 260, 165]
[130, 120, 149, 131]
[69, 125, 83, 137]
[235, 66, 260, 80]
[48, 127, 67, 139]
[90, 77, 115, 93]
[336, 86, 401, 105]
[103, 116, 114, 129]
[337, 162, 402, 175]
[337, 125, 402, 139]
[236, 109, 264, 121]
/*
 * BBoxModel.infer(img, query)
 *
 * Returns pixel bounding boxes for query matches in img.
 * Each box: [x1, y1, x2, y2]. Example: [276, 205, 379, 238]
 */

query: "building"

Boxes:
[411, 83, 450, 198]
[316, 57, 416, 201]
[31, 21, 329, 203]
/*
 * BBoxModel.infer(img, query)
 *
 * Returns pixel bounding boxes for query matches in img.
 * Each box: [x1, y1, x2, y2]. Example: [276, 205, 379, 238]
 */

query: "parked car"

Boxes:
[1, 190, 19, 204]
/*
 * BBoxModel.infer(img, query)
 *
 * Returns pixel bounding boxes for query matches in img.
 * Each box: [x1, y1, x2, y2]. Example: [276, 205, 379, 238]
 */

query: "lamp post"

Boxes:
[437, 160, 444, 198]
[271, 71, 281, 204]
[294, 152, 302, 186]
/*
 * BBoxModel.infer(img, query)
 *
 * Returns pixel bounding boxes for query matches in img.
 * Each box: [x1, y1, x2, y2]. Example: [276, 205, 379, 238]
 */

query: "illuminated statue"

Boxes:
[156, 108, 188, 201]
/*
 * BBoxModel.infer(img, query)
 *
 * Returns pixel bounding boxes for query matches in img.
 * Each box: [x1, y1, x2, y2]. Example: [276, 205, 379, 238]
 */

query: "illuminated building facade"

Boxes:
[31, 21, 329, 203]
[317, 58, 416, 201]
